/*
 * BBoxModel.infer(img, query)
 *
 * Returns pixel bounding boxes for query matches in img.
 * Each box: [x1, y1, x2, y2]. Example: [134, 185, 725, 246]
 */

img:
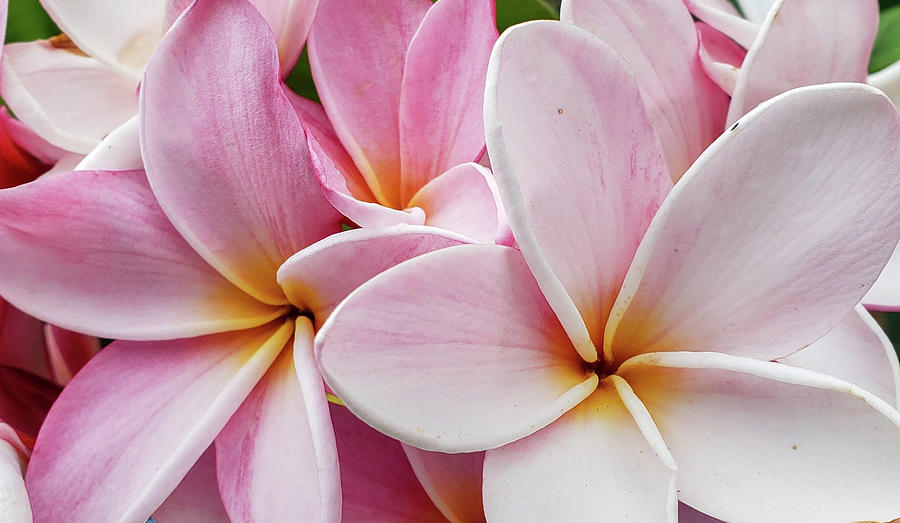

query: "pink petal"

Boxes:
[0, 169, 284, 340]
[141, 0, 342, 305]
[42, 325, 100, 386]
[308, 0, 431, 208]
[695, 22, 746, 96]
[562, 0, 730, 180]
[317, 244, 597, 452]
[619, 351, 900, 522]
[402, 446, 486, 522]
[869, 59, 900, 107]
[608, 84, 900, 363]
[0, 107, 66, 166]
[25, 321, 293, 522]
[0, 299, 49, 380]
[331, 404, 445, 522]
[728, 0, 879, 123]
[398, 0, 497, 201]
[216, 319, 340, 522]
[407, 163, 504, 243]
[678, 504, 723, 523]
[75, 115, 142, 171]
[249, 0, 320, 74]
[683, 0, 759, 48]
[864, 243, 900, 310]
[0, 116, 48, 189]
[483, 377, 677, 521]
[0, 40, 138, 153]
[778, 305, 900, 408]
[277, 225, 469, 327]
[485, 21, 672, 362]
[0, 366, 58, 442]
[152, 446, 229, 523]
[0, 438, 30, 523]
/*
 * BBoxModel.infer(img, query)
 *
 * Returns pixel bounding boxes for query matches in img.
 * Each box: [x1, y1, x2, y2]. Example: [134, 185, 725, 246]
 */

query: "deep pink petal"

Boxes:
[485, 21, 672, 362]
[696, 22, 746, 96]
[152, 446, 229, 523]
[608, 84, 900, 362]
[402, 446, 486, 522]
[317, 244, 597, 452]
[398, 0, 497, 201]
[483, 378, 677, 521]
[678, 504, 724, 523]
[0, 169, 284, 340]
[216, 319, 339, 522]
[0, 366, 58, 442]
[0, 40, 137, 153]
[42, 325, 99, 386]
[331, 404, 445, 522]
[0, 107, 65, 166]
[308, 0, 431, 207]
[25, 321, 292, 522]
[141, 0, 342, 305]
[728, 0, 878, 123]
[562, 0, 730, 180]
[620, 351, 900, 521]
[0, 299, 48, 380]
[277, 225, 469, 327]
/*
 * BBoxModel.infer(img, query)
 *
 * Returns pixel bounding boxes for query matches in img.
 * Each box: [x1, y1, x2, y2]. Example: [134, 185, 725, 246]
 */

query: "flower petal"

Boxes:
[0, 438, 30, 523]
[308, 0, 431, 207]
[0, 40, 138, 153]
[331, 404, 445, 522]
[75, 114, 142, 171]
[317, 244, 597, 452]
[728, 0, 879, 123]
[397, 0, 497, 201]
[561, 0, 730, 180]
[402, 446, 486, 523]
[42, 325, 100, 386]
[608, 84, 900, 362]
[25, 321, 292, 522]
[619, 351, 900, 522]
[0, 169, 284, 340]
[141, 0, 342, 305]
[407, 163, 504, 243]
[250, 0, 320, 74]
[215, 318, 339, 522]
[483, 377, 677, 522]
[695, 21, 746, 96]
[869, 59, 900, 107]
[678, 504, 723, 523]
[277, 225, 469, 327]
[683, 0, 759, 48]
[735, 0, 777, 23]
[0, 299, 48, 380]
[778, 305, 900, 408]
[152, 446, 229, 523]
[864, 243, 900, 310]
[485, 21, 672, 362]
[0, 366, 58, 441]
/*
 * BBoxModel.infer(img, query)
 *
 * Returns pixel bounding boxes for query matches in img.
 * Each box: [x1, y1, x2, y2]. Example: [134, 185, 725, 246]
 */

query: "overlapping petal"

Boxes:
[152, 447, 229, 523]
[0, 438, 30, 523]
[75, 115, 142, 171]
[869, 59, 900, 107]
[695, 22, 745, 96]
[402, 446, 486, 522]
[865, 244, 900, 310]
[608, 84, 900, 362]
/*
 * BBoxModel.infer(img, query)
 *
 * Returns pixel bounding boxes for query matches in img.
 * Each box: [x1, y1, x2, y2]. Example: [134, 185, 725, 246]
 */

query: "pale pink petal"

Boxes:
[864, 242, 900, 310]
[42, 325, 100, 386]
[608, 84, 900, 362]
[483, 377, 677, 522]
[696, 22, 746, 96]
[152, 446, 229, 523]
[308, 0, 431, 207]
[683, 0, 759, 48]
[728, 0, 879, 123]
[402, 446, 486, 522]
[869, 59, 900, 107]
[317, 244, 597, 452]
[42, 152, 83, 176]
[0, 169, 285, 340]
[331, 404, 445, 522]
[0, 40, 137, 153]
[562, 0, 730, 180]
[25, 321, 292, 522]
[250, 0, 320, 74]
[735, 0, 777, 23]
[408, 163, 504, 243]
[0, 438, 30, 523]
[0, 107, 66, 166]
[619, 351, 900, 522]
[216, 319, 339, 522]
[277, 225, 469, 327]
[39, 0, 164, 79]
[485, 21, 672, 362]
[398, 0, 497, 201]
[778, 305, 900, 408]
[0, 299, 49, 380]
[75, 114, 142, 171]
[141, 0, 342, 305]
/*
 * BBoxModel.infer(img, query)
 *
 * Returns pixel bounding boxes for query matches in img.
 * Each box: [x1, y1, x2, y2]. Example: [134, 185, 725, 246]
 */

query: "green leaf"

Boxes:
[871, 4, 900, 72]
[496, 0, 559, 33]
[5, 0, 59, 43]
[284, 48, 320, 103]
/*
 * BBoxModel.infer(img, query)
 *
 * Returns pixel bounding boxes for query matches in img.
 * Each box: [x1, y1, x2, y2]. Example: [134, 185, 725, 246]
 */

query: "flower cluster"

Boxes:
[1, 0, 899, 521]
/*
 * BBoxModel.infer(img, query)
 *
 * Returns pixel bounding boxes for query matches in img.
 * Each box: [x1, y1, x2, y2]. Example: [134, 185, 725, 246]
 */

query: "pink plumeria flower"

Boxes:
[0, 0, 318, 167]
[0, 1, 468, 520]
[306, 0, 509, 243]
[316, 21, 900, 521]
[683, 0, 900, 312]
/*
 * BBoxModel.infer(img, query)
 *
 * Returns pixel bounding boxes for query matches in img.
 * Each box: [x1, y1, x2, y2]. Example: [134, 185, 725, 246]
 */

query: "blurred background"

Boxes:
[4, 0, 900, 356]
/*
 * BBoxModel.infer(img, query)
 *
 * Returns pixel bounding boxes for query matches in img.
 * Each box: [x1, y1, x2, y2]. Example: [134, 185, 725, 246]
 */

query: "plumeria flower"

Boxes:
[683, 0, 900, 313]
[306, 0, 509, 243]
[0, 0, 318, 165]
[316, 21, 900, 521]
[0, 1, 469, 520]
